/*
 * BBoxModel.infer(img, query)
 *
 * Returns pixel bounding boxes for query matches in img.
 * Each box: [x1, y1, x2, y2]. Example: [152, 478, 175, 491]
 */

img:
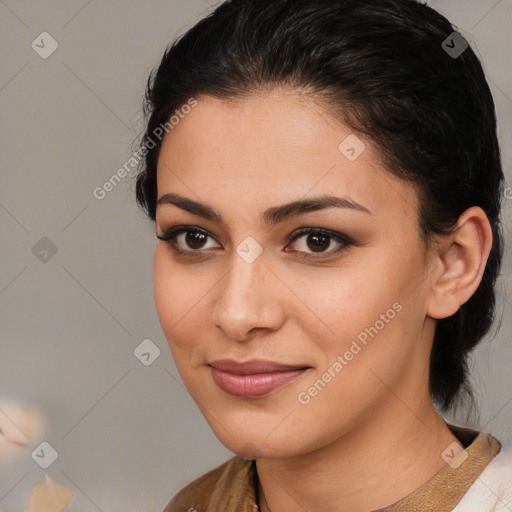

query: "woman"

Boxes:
[134, 0, 512, 510]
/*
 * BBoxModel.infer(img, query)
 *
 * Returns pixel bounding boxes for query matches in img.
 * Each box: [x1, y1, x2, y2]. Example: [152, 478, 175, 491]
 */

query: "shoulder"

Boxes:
[453, 447, 512, 511]
[162, 455, 250, 512]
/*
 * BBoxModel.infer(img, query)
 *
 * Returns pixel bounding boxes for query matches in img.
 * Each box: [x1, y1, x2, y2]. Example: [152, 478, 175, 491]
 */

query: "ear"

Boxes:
[426, 206, 493, 320]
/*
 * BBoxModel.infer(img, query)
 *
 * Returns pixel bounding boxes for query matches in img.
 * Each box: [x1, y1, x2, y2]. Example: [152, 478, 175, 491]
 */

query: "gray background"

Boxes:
[0, 1, 511, 511]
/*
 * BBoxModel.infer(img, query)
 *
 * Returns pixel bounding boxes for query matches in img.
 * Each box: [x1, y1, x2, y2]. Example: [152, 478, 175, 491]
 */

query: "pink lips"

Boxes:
[208, 359, 310, 397]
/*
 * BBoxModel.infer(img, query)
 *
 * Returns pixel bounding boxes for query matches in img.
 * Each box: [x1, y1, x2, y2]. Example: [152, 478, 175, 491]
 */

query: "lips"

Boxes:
[208, 359, 311, 397]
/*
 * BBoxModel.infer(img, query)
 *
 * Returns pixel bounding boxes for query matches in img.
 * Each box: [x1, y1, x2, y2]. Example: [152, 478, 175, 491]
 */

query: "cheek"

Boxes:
[152, 250, 211, 363]
[294, 260, 401, 339]
[153, 251, 194, 349]
[153, 250, 175, 332]
[303, 251, 419, 365]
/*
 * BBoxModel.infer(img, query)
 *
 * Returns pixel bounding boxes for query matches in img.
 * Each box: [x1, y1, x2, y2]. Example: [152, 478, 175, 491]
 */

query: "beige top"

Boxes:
[164, 423, 502, 512]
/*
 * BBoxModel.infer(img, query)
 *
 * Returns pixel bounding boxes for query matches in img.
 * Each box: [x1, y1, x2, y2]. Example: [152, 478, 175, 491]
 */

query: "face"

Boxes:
[153, 88, 437, 459]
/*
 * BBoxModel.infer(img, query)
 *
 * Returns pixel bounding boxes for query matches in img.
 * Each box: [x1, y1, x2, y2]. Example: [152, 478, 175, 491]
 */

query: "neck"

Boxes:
[256, 396, 459, 512]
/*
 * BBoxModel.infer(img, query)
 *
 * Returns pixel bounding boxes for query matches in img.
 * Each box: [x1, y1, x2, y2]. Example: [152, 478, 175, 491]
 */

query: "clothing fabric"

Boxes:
[163, 424, 511, 512]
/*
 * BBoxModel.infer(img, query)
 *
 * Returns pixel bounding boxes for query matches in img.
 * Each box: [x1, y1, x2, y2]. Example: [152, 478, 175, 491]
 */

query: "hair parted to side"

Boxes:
[134, 0, 505, 415]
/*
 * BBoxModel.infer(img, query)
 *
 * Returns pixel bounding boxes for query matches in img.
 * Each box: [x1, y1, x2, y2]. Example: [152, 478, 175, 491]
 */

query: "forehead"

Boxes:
[156, 90, 419, 226]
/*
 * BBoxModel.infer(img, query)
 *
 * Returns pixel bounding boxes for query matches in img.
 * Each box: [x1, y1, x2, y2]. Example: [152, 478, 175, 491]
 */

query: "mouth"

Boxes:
[208, 359, 311, 397]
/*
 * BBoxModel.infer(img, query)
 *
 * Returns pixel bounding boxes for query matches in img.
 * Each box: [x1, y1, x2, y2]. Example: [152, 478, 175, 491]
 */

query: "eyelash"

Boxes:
[155, 225, 354, 260]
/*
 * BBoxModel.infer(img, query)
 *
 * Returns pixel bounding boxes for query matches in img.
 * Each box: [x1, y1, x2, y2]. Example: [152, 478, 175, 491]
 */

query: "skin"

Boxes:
[153, 88, 493, 511]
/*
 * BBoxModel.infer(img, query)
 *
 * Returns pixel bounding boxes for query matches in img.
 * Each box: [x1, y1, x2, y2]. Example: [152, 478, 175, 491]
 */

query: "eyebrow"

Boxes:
[156, 193, 373, 228]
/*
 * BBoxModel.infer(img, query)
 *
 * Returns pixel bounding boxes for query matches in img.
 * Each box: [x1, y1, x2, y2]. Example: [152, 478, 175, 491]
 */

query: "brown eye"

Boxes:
[183, 230, 208, 250]
[156, 225, 353, 260]
[286, 228, 353, 259]
[156, 226, 221, 254]
[303, 232, 330, 252]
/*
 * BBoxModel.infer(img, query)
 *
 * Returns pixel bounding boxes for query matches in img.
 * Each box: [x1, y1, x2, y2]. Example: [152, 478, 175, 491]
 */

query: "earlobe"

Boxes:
[426, 207, 493, 320]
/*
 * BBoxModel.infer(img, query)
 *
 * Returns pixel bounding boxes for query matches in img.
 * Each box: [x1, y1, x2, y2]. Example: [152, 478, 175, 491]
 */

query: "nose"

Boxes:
[211, 247, 285, 342]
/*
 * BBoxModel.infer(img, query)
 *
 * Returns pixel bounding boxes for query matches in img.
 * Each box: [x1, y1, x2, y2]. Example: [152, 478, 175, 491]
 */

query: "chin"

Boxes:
[207, 420, 312, 460]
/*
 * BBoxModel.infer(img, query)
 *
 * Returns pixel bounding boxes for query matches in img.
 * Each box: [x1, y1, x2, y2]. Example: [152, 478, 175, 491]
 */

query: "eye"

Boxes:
[156, 226, 220, 254]
[285, 227, 353, 259]
[156, 225, 354, 259]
